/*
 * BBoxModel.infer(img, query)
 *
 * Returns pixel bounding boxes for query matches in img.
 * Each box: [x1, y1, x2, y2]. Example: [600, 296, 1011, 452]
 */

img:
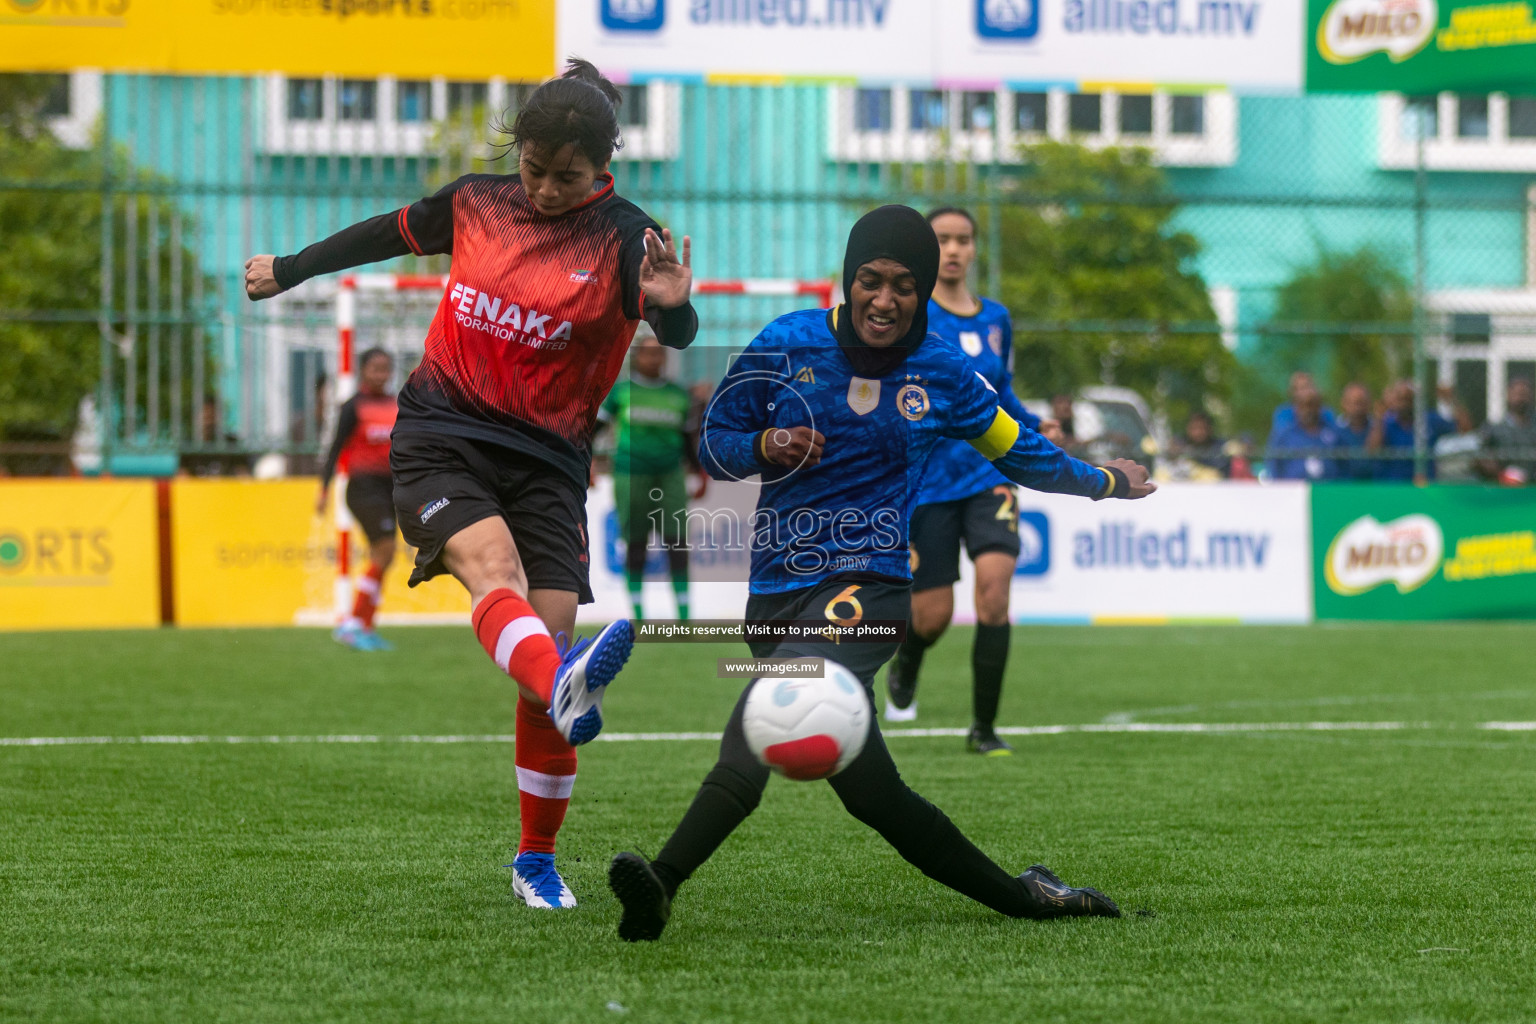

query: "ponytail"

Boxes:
[506, 56, 624, 167]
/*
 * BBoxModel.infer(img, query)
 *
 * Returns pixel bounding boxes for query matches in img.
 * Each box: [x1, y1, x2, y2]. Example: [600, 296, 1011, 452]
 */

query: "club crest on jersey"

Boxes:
[448, 282, 573, 350]
[847, 377, 881, 416]
[960, 330, 984, 357]
[897, 383, 930, 421]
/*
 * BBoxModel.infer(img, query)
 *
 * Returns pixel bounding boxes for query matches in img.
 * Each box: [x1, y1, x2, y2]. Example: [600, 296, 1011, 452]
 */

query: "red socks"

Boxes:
[515, 698, 577, 854]
[350, 562, 386, 629]
[472, 588, 575, 855]
[472, 588, 561, 705]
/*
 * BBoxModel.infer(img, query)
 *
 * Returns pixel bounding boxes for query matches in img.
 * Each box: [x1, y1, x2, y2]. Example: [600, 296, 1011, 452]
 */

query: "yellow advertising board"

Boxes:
[172, 477, 469, 626]
[0, 479, 160, 630]
[0, 0, 554, 79]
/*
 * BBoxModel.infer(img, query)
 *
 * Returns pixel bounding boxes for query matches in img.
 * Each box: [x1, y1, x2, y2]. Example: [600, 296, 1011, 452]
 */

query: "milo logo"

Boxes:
[1324, 513, 1444, 595]
[1317, 0, 1438, 64]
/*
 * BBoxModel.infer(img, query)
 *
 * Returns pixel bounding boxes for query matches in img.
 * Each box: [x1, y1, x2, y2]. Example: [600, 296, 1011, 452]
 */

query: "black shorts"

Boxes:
[345, 473, 397, 543]
[909, 485, 1021, 591]
[390, 431, 593, 603]
[744, 577, 911, 688]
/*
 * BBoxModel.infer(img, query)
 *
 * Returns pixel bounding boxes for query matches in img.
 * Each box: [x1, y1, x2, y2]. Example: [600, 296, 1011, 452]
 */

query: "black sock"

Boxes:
[650, 860, 685, 900]
[971, 623, 1010, 729]
[829, 722, 1036, 918]
[892, 629, 936, 691]
[652, 762, 767, 891]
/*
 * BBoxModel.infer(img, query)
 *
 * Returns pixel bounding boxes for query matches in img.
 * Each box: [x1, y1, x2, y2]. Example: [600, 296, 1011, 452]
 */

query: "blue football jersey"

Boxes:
[700, 308, 1106, 594]
[916, 297, 1039, 506]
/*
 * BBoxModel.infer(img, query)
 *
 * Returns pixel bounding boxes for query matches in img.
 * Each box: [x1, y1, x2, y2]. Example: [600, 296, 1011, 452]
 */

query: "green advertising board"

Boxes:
[1307, 0, 1536, 92]
[1313, 484, 1536, 620]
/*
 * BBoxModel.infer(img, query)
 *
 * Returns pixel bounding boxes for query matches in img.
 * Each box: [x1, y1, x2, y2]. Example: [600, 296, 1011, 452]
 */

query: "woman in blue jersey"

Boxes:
[884, 208, 1061, 755]
[606, 205, 1154, 941]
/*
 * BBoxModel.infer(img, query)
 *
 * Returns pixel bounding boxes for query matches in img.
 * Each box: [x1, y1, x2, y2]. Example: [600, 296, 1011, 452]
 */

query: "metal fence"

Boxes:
[2, 74, 1535, 481]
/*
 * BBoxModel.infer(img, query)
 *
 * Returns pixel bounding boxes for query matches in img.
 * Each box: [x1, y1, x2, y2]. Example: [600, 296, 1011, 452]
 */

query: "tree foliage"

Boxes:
[1268, 247, 1413, 398]
[0, 76, 207, 464]
[988, 142, 1230, 426]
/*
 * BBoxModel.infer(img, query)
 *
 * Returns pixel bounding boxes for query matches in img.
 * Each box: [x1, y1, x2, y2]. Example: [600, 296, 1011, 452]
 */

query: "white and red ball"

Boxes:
[742, 662, 870, 780]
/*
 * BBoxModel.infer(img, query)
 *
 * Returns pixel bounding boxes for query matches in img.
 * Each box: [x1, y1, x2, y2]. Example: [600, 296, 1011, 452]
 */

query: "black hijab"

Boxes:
[830, 205, 940, 377]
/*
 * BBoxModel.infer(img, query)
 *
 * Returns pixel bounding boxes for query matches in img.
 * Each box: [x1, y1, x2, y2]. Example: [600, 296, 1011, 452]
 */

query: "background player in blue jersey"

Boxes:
[608, 206, 1153, 941]
[884, 207, 1062, 755]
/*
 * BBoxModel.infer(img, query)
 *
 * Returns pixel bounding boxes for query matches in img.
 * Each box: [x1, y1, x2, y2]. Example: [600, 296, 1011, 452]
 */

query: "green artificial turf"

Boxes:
[2, 624, 1535, 1023]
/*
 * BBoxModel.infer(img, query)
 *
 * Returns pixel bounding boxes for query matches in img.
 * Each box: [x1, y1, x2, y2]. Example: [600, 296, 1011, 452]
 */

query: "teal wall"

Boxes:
[101, 78, 1533, 395]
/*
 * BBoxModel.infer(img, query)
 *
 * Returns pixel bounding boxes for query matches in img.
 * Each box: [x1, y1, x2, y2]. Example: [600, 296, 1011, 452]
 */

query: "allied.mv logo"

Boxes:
[1015, 511, 1050, 576]
[977, 0, 1039, 39]
[602, 0, 664, 32]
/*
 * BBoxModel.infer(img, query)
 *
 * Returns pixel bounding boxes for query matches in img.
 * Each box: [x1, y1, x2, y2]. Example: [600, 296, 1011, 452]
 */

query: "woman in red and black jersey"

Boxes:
[318, 347, 399, 652]
[243, 59, 696, 910]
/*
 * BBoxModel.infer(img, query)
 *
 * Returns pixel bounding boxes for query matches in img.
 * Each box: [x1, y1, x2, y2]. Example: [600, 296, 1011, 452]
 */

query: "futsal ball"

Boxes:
[742, 661, 870, 780]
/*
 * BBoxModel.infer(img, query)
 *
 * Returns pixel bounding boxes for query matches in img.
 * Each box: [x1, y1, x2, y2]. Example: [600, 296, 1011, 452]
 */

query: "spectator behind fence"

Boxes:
[1479, 377, 1536, 485]
[1377, 380, 1456, 481]
[1331, 382, 1384, 480]
[1267, 386, 1342, 481]
[1161, 410, 1243, 481]
[1271, 371, 1336, 434]
[178, 398, 252, 477]
[1050, 393, 1087, 458]
[288, 370, 329, 476]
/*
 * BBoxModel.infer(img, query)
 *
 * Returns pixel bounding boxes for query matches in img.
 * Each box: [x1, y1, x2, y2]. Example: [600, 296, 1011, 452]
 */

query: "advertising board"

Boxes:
[0, 480, 160, 630]
[561, 0, 1305, 89]
[0, 0, 554, 79]
[950, 482, 1315, 624]
[1306, 0, 1536, 92]
[1312, 484, 1536, 620]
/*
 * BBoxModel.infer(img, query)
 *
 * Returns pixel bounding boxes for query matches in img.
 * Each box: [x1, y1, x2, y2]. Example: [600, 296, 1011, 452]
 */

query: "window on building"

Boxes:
[1119, 93, 1153, 135]
[1509, 96, 1536, 139]
[1457, 94, 1489, 138]
[1171, 94, 1205, 136]
[287, 78, 324, 121]
[616, 84, 648, 128]
[1068, 93, 1101, 134]
[396, 80, 431, 122]
[854, 88, 892, 131]
[1454, 358, 1489, 427]
[39, 74, 71, 117]
[910, 90, 947, 131]
[1452, 312, 1492, 345]
[961, 91, 995, 131]
[338, 80, 376, 121]
[1013, 91, 1047, 133]
[447, 81, 488, 117]
[1401, 94, 1438, 139]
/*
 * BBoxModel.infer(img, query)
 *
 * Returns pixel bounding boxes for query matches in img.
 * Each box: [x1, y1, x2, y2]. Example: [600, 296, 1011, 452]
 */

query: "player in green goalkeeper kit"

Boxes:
[599, 331, 705, 620]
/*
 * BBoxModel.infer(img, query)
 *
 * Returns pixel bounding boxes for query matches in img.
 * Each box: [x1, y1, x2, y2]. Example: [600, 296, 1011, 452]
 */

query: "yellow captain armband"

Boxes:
[967, 408, 1022, 461]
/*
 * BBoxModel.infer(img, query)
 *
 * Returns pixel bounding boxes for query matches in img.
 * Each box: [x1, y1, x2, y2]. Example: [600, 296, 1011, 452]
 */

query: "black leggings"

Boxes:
[653, 681, 1041, 918]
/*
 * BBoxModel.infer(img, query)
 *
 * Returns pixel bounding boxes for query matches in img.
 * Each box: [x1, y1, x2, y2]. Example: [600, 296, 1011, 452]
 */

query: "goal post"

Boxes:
[325, 273, 835, 624]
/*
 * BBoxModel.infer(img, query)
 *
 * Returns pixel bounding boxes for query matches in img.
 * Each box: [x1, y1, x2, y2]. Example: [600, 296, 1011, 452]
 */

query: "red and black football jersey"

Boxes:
[392, 173, 660, 484]
[320, 392, 398, 485]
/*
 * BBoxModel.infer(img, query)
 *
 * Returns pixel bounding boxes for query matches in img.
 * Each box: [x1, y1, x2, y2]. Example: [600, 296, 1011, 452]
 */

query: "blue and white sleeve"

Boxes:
[698, 354, 773, 482]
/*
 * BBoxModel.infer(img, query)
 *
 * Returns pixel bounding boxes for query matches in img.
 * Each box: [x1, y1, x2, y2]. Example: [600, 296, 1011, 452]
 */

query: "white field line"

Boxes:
[4, 721, 1533, 748]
